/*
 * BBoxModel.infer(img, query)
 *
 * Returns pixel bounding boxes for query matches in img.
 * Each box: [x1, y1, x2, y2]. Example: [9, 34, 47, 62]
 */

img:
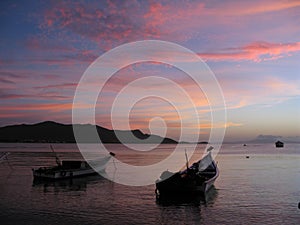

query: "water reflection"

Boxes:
[156, 187, 218, 224]
[32, 173, 108, 193]
[156, 186, 218, 206]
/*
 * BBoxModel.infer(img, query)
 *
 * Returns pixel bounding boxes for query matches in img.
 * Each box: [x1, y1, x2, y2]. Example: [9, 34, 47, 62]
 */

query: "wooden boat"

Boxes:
[155, 149, 219, 196]
[32, 151, 115, 180]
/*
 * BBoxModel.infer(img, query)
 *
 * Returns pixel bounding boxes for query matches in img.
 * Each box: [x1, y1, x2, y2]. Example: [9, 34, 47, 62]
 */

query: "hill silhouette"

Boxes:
[0, 121, 177, 144]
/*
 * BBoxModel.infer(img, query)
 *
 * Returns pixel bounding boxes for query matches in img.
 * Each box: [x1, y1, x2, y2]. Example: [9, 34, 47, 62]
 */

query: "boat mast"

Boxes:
[50, 145, 61, 167]
[184, 149, 189, 170]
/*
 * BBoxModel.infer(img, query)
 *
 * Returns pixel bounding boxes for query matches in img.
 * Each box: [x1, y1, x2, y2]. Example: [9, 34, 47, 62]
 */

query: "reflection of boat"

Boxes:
[156, 186, 218, 206]
[32, 173, 107, 192]
[155, 149, 219, 196]
[275, 141, 284, 148]
[32, 150, 115, 180]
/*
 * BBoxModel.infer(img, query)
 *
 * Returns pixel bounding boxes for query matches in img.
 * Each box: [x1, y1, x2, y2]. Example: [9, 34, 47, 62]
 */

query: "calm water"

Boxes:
[0, 143, 300, 225]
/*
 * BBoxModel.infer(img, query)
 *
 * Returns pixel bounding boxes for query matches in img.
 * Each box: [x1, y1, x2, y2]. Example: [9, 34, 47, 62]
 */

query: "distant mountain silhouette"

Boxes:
[249, 134, 300, 143]
[0, 121, 177, 144]
[250, 135, 282, 143]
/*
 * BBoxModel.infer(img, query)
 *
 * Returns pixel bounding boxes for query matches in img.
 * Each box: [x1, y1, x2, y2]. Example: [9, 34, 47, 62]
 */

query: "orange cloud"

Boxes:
[184, 121, 243, 129]
[0, 103, 72, 112]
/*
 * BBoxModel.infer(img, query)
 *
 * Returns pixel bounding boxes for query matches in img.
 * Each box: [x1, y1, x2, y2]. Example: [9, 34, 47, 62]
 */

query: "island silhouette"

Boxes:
[0, 121, 178, 144]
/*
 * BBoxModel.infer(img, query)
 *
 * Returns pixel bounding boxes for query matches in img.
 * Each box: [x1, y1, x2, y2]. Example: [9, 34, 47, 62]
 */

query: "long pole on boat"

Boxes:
[0, 152, 12, 169]
[185, 149, 189, 170]
[0, 152, 9, 162]
[50, 145, 61, 166]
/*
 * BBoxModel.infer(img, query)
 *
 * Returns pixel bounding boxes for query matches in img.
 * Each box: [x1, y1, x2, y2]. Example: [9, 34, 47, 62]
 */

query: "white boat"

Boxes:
[32, 152, 114, 180]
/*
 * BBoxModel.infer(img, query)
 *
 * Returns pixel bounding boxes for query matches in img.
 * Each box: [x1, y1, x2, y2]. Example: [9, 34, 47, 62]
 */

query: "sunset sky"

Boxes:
[0, 0, 299, 142]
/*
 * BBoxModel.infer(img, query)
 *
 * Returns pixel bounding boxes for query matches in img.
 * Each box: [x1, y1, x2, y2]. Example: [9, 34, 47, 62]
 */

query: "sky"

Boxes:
[0, 0, 299, 142]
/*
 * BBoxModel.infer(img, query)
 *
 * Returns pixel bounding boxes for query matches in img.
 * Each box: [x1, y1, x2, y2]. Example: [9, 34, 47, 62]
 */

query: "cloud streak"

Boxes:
[200, 41, 300, 62]
[0, 103, 72, 112]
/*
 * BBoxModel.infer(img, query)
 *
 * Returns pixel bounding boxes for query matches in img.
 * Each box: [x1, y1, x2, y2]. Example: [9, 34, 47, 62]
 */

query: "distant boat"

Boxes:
[32, 148, 115, 180]
[275, 141, 284, 148]
[155, 148, 219, 196]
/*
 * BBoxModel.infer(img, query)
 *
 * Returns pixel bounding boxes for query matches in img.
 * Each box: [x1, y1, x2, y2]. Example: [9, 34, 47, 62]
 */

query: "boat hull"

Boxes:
[33, 168, 100, 180]
[156, 169, 218, 195]
[32, 156, 111, 180]
[156, 153, 219, 196]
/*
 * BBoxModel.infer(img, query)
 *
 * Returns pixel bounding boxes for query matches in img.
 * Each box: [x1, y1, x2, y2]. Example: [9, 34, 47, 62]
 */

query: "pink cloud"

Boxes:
[0, 102, 73, 125]
[35, 83, 77, 89]
[143, 0, 300, 42]
[199, 41, 300, 62]
[222, 1, 300, 16]
[0, 77, 74, 101]
[30, 0, 300, 64]
[0, 92, 71, 101]
[23, 38, 90, 66]
[25, 38, 75, 52]
[41, 1, 158, 47]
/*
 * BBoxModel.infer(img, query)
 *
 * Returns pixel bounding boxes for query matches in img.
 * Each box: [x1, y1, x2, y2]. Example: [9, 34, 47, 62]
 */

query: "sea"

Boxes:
[0, 143, 299, 225]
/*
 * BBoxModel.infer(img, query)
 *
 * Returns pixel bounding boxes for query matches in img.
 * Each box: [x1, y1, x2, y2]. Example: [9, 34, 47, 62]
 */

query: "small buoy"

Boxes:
[298, 202, 300, 209]
[246, 156, 250, 159]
